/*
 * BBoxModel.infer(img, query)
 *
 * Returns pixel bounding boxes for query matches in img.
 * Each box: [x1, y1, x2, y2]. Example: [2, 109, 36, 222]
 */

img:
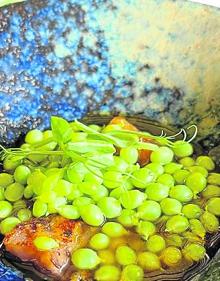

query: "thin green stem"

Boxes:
[26, 150, 63, 156]
[186, 125, 198, 143]
[32, 137, 55, 148]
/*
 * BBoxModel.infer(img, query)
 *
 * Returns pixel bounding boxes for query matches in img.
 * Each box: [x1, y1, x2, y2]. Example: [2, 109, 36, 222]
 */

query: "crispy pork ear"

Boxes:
[3, 215, 97, 279]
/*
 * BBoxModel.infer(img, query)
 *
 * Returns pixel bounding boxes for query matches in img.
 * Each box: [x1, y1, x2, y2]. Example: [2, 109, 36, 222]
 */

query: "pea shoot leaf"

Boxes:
[85, 153, 114, 168]
[51, 116, 73, 144]
[134, 142, 158, 151]
[66, 140, 116, 154]
[0, 0, 25, 8]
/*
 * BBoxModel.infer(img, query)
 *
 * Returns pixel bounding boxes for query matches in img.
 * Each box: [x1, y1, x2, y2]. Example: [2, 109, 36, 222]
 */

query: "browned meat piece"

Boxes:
[3, 215, 97, 280]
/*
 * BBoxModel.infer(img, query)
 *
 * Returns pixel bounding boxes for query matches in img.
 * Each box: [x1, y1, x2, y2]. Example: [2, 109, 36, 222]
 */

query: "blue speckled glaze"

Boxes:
[0, 0, 219, 149]
[0, 260, 23, 281]
[0, 0, 117, 143]
[0, 0, 220, 280]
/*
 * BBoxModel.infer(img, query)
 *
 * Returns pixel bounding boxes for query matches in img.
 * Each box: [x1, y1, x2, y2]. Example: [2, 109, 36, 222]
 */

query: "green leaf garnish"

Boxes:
[85, 153, 114, 168]
[106, 129, 173, 147]
[134, 142, 159, 151]
[74, 120, 139, 148]
[51, 116, 73, 144]
[66, 140, 116, 154]
[0, 0, 25, 8]
[0, 117, 197, 184]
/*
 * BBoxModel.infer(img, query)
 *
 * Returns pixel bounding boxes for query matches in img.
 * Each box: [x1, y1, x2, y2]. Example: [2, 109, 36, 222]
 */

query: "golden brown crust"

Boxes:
[4, 215, 96, 279]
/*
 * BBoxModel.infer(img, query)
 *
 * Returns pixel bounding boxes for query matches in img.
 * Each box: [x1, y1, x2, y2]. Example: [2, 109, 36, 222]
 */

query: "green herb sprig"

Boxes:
[0, 116, 197, 170]
[0, 0, 25, 8]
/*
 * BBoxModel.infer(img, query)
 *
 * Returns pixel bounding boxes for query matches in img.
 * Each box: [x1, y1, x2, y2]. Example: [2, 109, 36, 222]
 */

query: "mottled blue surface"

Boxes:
[0, 260, 23, 281]
[0, 0, 123, 144]
[0, 0, 220, 280]
[0, 0, 219, 149]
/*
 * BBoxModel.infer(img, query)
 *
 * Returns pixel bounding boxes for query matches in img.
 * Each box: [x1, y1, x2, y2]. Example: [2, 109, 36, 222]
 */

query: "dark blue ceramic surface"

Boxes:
[0, 0, 219, 147]
[0, 0, 219, 280]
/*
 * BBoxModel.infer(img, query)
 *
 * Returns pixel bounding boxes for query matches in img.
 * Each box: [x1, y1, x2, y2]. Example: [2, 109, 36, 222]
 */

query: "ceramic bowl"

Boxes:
[0, 0, 219, 280]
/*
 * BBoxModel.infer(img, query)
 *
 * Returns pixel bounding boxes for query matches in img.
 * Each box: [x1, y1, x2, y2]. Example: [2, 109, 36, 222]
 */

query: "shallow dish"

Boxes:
[0, 115, 219, 281]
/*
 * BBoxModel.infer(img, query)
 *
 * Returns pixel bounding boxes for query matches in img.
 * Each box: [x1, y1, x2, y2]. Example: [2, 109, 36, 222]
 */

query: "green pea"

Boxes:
[91, 185, 109, 202]
[145, 163, 164, 177]
[201, 185, 220, 199]
[187, 166, 208, 177]
[164, 163, 182, 174]
[14, 165, 31, 184]
[4, 183, 24, 202]
[120, 190, 146, 209]
[3, 157, 21, 171]
[89, 233, 110, 250]
[13, 199, 26, 211]
[172, 141, 193, 158]
[179, 157, 195, 167]
[182, 204, 202, 219]
[27, 170, 46, 195]
[186, 172, 207, 194]
[160, 247, 182, 267]
[54, 179, 73, 196]
[24, 185, 34, 199]
[71, 248, 100, 270]
[196, 156, 215, 171]
[183, 243, 206, 262]
[173, 170, 190, 184]
[58, 205, 80, 219]
[33, 200, 47, 217]
[98, 197, 122, 219]
[28, 153, 46, 163]
[166, 215, 189, 233]
[136, 221, 156, 240]
[157, 174, 175, 188]
[0, 217, 21, 234]
[117, 209, 139, 227]
[84, 170, 103, 185]
[67, 163, 87, 184]
[121, 264, 144, 281]
[165, 234, 183, 248]
[0, 201, 13, 218]
[120, 147, 139, 164]
[0, 187, 5, 200]
[66, 184, 82, 201]
[109, 156, 129, 173]
[102, 222, 127, 238]
[25, 129, 43, 144]
[208, 173, 220, 186]
[0, 173, 14, 187]
[200, 211, 219, 233]
[47, 196, 66, 214]
[103, 171, 123, 189]
[146, 234, 166, 253]
[95, 265, 121, 281]
[80, 204, 104, 226]
[137, 200, 161, 221]
[169, 185, 193, 202]
[189, 219, 206, 239]
[34, 236, 59, 250]
[206, 198, 220, 216]
[138, 252, 161, 271]
[73, 197, 94, 209]
[115, 245, 137, 265]
[17, 208, 32, 222]
[110, 187, 125, 199]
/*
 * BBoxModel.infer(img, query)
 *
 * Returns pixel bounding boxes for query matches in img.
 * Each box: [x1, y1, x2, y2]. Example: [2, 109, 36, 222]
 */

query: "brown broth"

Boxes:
[70, 228, 194, 281]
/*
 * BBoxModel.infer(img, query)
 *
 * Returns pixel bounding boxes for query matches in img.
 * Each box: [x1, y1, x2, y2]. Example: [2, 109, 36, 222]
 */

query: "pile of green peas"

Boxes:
[0, 120, 219, 281]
